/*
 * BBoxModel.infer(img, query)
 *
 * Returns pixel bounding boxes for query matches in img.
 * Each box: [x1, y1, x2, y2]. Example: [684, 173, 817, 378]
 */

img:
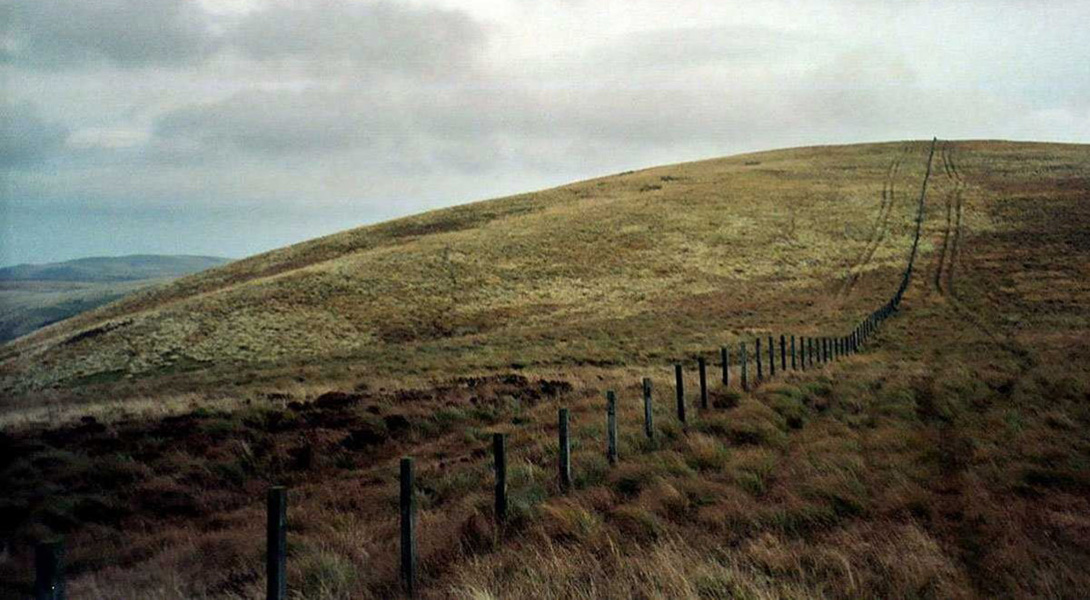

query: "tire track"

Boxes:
[945, 143, 965, 299]
[932, 142, 955, 296]
[932, 142, 1035, 372]
[839, 144, 910, 297]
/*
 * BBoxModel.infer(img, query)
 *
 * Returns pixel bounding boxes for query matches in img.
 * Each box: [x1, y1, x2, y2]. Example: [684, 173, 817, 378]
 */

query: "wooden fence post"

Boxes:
[675, 364, 686, 423]
[740, 342, 749, 391]
[558, 409, 572, 491]
[698, 357, 708, 410]
[34, 541, 63, 600]
[606, 391, 618, 465]
[780, 334, 787, 372]
[400, 457, 416, 598]
[267, 487, 287, 600]
[768, 336, 776, 377]
[720, 346, 729, 386]
[642, 378, 654, 439]
[799, 336, 806, 371]
[791, 335, 797, 370]
[755, 338, 763, 381]
[493, 433, 507, 523]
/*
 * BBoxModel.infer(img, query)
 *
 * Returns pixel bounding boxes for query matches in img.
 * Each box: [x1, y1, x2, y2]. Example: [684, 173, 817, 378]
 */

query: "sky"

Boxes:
[2, 0, 1088, 266]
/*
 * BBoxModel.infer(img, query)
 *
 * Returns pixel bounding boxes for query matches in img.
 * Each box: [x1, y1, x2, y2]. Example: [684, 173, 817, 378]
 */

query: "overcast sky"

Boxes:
[2, 0, 1088, 266]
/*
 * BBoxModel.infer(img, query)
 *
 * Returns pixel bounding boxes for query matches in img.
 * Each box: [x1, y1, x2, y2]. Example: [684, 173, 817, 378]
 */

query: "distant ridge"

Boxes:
[0, 254, 231, 283]
[0, 254, 231, 343]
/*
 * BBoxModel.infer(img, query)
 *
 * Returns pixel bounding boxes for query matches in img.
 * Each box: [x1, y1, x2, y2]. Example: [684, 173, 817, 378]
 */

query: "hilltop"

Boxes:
[1, 140, 1088, 599]
[0, 254, 231, 344]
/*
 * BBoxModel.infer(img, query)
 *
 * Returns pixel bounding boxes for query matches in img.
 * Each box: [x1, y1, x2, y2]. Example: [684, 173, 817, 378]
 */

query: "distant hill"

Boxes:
[0, 254, 229, 283]
[0, 255, 231, 343]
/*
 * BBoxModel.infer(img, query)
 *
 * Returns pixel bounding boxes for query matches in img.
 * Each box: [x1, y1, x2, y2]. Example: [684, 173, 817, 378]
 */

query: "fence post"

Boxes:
[755, 338, 763, 381]
[780, 334, 787, 372]
[606, 391, 618, 465]
[720, 346, 729, 386]
[740, 342, 749, 391]
[400, 457, 416, 598]
[493, 433, 507, 523]
[791, 335, 797, 370]
[642, 378, 654, 439]
[34, 541, 63, 600]
[558, 409, 572, 491]
[768, 336, 776, 377]
[698, 357, 708, 410]
[675, 364, 686, 423]
[267, 487, 287, 600]
[799, 337, 806, 371]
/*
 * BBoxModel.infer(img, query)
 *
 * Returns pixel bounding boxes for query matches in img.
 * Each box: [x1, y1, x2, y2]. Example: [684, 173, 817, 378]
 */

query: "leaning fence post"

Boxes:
[720, 346, 729, 386]
[642, 378, 654, 439]
[558, 409, 572, 491]
[400, 457, 416, 598]
[34, 541, 63, 600]
[493, 433, 507, 523]
[790, 335, 797, 370]
[740, 342, 749, 391]
[768, 336, 776, 377]
[675, 364, 686, 423]
[267, 487, 287, 600]
[606, 391, 618, 465]
[780, 334, 787, 372]
[756, 338, 763, 381]
[698, 357, 708, 410]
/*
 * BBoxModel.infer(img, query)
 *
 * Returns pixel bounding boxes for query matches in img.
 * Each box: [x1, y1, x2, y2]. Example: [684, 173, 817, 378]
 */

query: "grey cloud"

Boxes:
[596, 25, 815, 71]
[231, 0, 486, 76]
[1, 0, 485, 74]
[152, 88, 410, 158]
[1, 0, 218, 69]
[0, 101, 69, 167]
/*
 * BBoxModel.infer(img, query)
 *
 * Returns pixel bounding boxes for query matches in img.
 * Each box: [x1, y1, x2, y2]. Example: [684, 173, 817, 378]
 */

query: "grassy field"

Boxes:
[1, 140, 1088, 598]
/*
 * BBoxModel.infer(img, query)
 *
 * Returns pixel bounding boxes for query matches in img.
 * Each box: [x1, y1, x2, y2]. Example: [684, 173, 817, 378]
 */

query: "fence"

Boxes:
[26, 139, 938, 599]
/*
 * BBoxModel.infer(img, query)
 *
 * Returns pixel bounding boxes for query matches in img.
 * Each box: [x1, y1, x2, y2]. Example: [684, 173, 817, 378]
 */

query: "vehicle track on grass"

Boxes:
[934, 142, 965, 299]
[929, 141, 1036, 372]
[838, 145, 911, 297]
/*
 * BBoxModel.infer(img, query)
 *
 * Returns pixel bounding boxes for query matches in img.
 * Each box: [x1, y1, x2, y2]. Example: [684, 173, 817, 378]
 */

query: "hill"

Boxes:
[0, 255, 231, 343]
[0, 140, 1088, 599]
[2, 141, 952, 405]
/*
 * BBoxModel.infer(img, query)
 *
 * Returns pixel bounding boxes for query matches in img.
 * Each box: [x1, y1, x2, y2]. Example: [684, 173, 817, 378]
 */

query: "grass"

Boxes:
[1, 140, 1089, 598]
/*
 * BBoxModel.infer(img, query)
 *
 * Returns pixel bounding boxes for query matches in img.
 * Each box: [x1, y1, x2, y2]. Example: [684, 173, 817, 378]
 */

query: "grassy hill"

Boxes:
[0, 255, 230, 343]
[3, 142, 946, 407]
[1, 140, 1088, 599]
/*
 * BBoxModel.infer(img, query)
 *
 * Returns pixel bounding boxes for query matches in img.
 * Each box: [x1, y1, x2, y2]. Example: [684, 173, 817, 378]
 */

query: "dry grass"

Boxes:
[1, 140, 1089, 598]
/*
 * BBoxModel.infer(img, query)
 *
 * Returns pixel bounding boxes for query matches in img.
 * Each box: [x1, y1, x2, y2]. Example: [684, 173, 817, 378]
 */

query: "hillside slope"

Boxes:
[0, 255, 231, 344]
[1, 140, 1088, 598]
[3, 141, 950, 404]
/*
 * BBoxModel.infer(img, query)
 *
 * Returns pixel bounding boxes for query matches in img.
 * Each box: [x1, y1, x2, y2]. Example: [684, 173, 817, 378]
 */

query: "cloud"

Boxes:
[1, 0, 218, 69]
[0, 101, 69, 167]
[230, 0, 486, 76]
[1, 0, 485, 75]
